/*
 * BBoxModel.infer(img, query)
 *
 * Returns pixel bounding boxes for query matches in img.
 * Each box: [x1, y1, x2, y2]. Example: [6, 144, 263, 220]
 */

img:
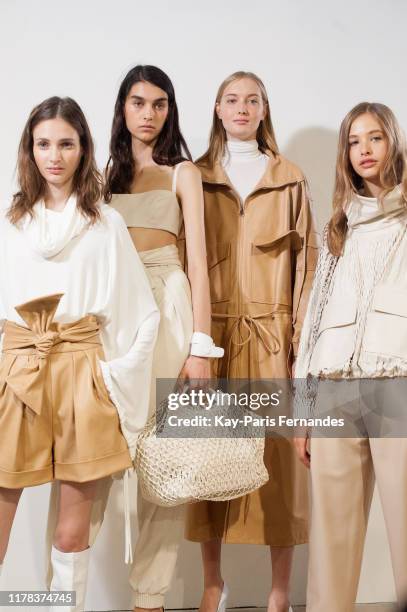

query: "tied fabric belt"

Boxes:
[213, 310, 290, 378]
[2, 293, 101, 416]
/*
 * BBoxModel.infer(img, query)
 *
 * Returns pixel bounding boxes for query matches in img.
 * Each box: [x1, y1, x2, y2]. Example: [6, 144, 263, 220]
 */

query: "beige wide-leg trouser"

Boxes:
[307, 436, 407, 611]
[130, 245, 193, 608]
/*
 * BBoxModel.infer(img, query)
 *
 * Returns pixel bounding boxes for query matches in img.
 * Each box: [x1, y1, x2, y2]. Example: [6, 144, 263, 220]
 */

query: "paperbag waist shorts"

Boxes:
[0, 294, 131, 488]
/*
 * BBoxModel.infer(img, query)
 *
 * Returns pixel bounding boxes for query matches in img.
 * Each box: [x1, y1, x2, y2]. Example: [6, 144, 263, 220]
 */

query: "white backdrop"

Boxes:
[0, 0, 406, 609]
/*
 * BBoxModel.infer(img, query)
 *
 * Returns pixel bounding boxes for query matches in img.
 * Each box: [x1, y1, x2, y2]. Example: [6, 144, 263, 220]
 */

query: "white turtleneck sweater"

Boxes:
[222, 139, 268, 203]
[308, 185, 407, 378]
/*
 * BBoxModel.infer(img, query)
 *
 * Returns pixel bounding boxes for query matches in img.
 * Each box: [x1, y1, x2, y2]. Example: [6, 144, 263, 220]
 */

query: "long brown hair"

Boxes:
[104, 65, 192, 201]
[197, 71, 279, 169]
[8, 96, 102, 225]
[328, 102, 407, 256]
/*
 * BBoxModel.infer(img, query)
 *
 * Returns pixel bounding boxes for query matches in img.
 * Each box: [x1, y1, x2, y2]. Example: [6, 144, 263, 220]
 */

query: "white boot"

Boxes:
[0, 563, 2, 577]
[50, 546, 90, 612]
[217, 582, 229, 612]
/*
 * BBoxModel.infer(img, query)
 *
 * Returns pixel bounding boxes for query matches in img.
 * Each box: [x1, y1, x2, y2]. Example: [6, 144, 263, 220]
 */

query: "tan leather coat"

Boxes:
[186, 153, 319, 545]
[203, 153, 319, 371]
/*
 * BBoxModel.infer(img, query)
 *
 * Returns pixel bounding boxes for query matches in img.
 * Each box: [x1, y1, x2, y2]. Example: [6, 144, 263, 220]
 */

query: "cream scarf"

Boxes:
[346, 184, 405, 230]
[23, 195, 88, 259]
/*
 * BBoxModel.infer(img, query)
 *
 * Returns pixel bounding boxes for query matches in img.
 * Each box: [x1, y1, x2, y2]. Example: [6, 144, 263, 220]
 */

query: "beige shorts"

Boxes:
[0, 294, 131, 489]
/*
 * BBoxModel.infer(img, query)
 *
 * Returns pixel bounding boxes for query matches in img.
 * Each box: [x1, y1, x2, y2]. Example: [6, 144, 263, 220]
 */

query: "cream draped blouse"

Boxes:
[0, 197, 160, 458]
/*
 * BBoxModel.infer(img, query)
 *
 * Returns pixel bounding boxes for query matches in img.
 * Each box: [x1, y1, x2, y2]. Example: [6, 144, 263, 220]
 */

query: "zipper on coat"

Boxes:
[237, 193, 250, 319]
[224, 184, 251, 316]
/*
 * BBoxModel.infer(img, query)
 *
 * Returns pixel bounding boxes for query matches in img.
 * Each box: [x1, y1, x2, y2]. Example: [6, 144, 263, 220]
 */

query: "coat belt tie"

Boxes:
[213, 311, 287, 378]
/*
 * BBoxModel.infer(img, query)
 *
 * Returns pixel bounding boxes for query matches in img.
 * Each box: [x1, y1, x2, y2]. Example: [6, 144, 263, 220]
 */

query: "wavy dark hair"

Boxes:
[8, 96, 102, 225]
[104, 65, 192, 201]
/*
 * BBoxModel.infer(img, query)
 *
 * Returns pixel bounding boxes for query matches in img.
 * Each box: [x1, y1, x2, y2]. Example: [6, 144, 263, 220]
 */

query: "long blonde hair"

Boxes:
[328, 102, 407, 256]
[197, 71, 279, 168]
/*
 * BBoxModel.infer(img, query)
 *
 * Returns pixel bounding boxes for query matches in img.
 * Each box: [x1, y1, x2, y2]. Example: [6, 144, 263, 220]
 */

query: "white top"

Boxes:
[0, 196, 160, 458]
[308, 185, 407, 378]
[222, 139, 268, 203]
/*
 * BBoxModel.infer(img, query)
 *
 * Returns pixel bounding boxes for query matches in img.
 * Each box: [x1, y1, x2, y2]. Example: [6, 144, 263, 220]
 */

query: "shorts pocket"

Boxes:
[0, 354, 19, 408]
[87, 352, 111, 405]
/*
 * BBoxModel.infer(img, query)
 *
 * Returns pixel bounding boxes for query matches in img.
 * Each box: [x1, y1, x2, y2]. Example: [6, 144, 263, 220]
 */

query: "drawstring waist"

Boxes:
[213, 310, 291, 378]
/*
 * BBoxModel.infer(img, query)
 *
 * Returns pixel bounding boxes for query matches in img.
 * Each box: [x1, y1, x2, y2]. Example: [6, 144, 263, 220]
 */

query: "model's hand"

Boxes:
[294, 435, 311, 469]
[178, 355, 211, 389]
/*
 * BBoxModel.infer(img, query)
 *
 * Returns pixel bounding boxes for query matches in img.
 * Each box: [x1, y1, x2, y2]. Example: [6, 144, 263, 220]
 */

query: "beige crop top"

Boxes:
[110, 163, 184, 237]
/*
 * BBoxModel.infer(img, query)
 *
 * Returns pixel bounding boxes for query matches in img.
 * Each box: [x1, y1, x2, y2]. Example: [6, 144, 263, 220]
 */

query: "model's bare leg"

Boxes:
[267, 546, 294, 612]
[53, 480, 98, 552]
[0, 488, 23, 563]
[50, 480, 99, 612]
[198, 538, 224, 612]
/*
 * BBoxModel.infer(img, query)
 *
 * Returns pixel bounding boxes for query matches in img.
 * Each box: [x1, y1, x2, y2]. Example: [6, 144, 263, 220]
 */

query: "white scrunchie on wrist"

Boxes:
[190, 332, 224, 358]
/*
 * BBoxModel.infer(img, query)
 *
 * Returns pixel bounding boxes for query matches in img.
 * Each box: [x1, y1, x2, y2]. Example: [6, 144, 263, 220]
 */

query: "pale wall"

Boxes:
[0, 0, 405, 608]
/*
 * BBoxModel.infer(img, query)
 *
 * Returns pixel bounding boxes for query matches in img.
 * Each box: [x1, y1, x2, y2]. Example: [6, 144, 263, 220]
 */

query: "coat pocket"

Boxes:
[309, 293, 357, 373]
[207, 242, 231, 303]
[250, 230, 302, 305]
[363, 285, 407, 358]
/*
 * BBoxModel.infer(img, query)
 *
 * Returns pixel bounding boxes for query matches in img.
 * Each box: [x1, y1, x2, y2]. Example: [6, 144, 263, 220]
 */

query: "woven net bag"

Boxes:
[134, 396, 269, 507]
